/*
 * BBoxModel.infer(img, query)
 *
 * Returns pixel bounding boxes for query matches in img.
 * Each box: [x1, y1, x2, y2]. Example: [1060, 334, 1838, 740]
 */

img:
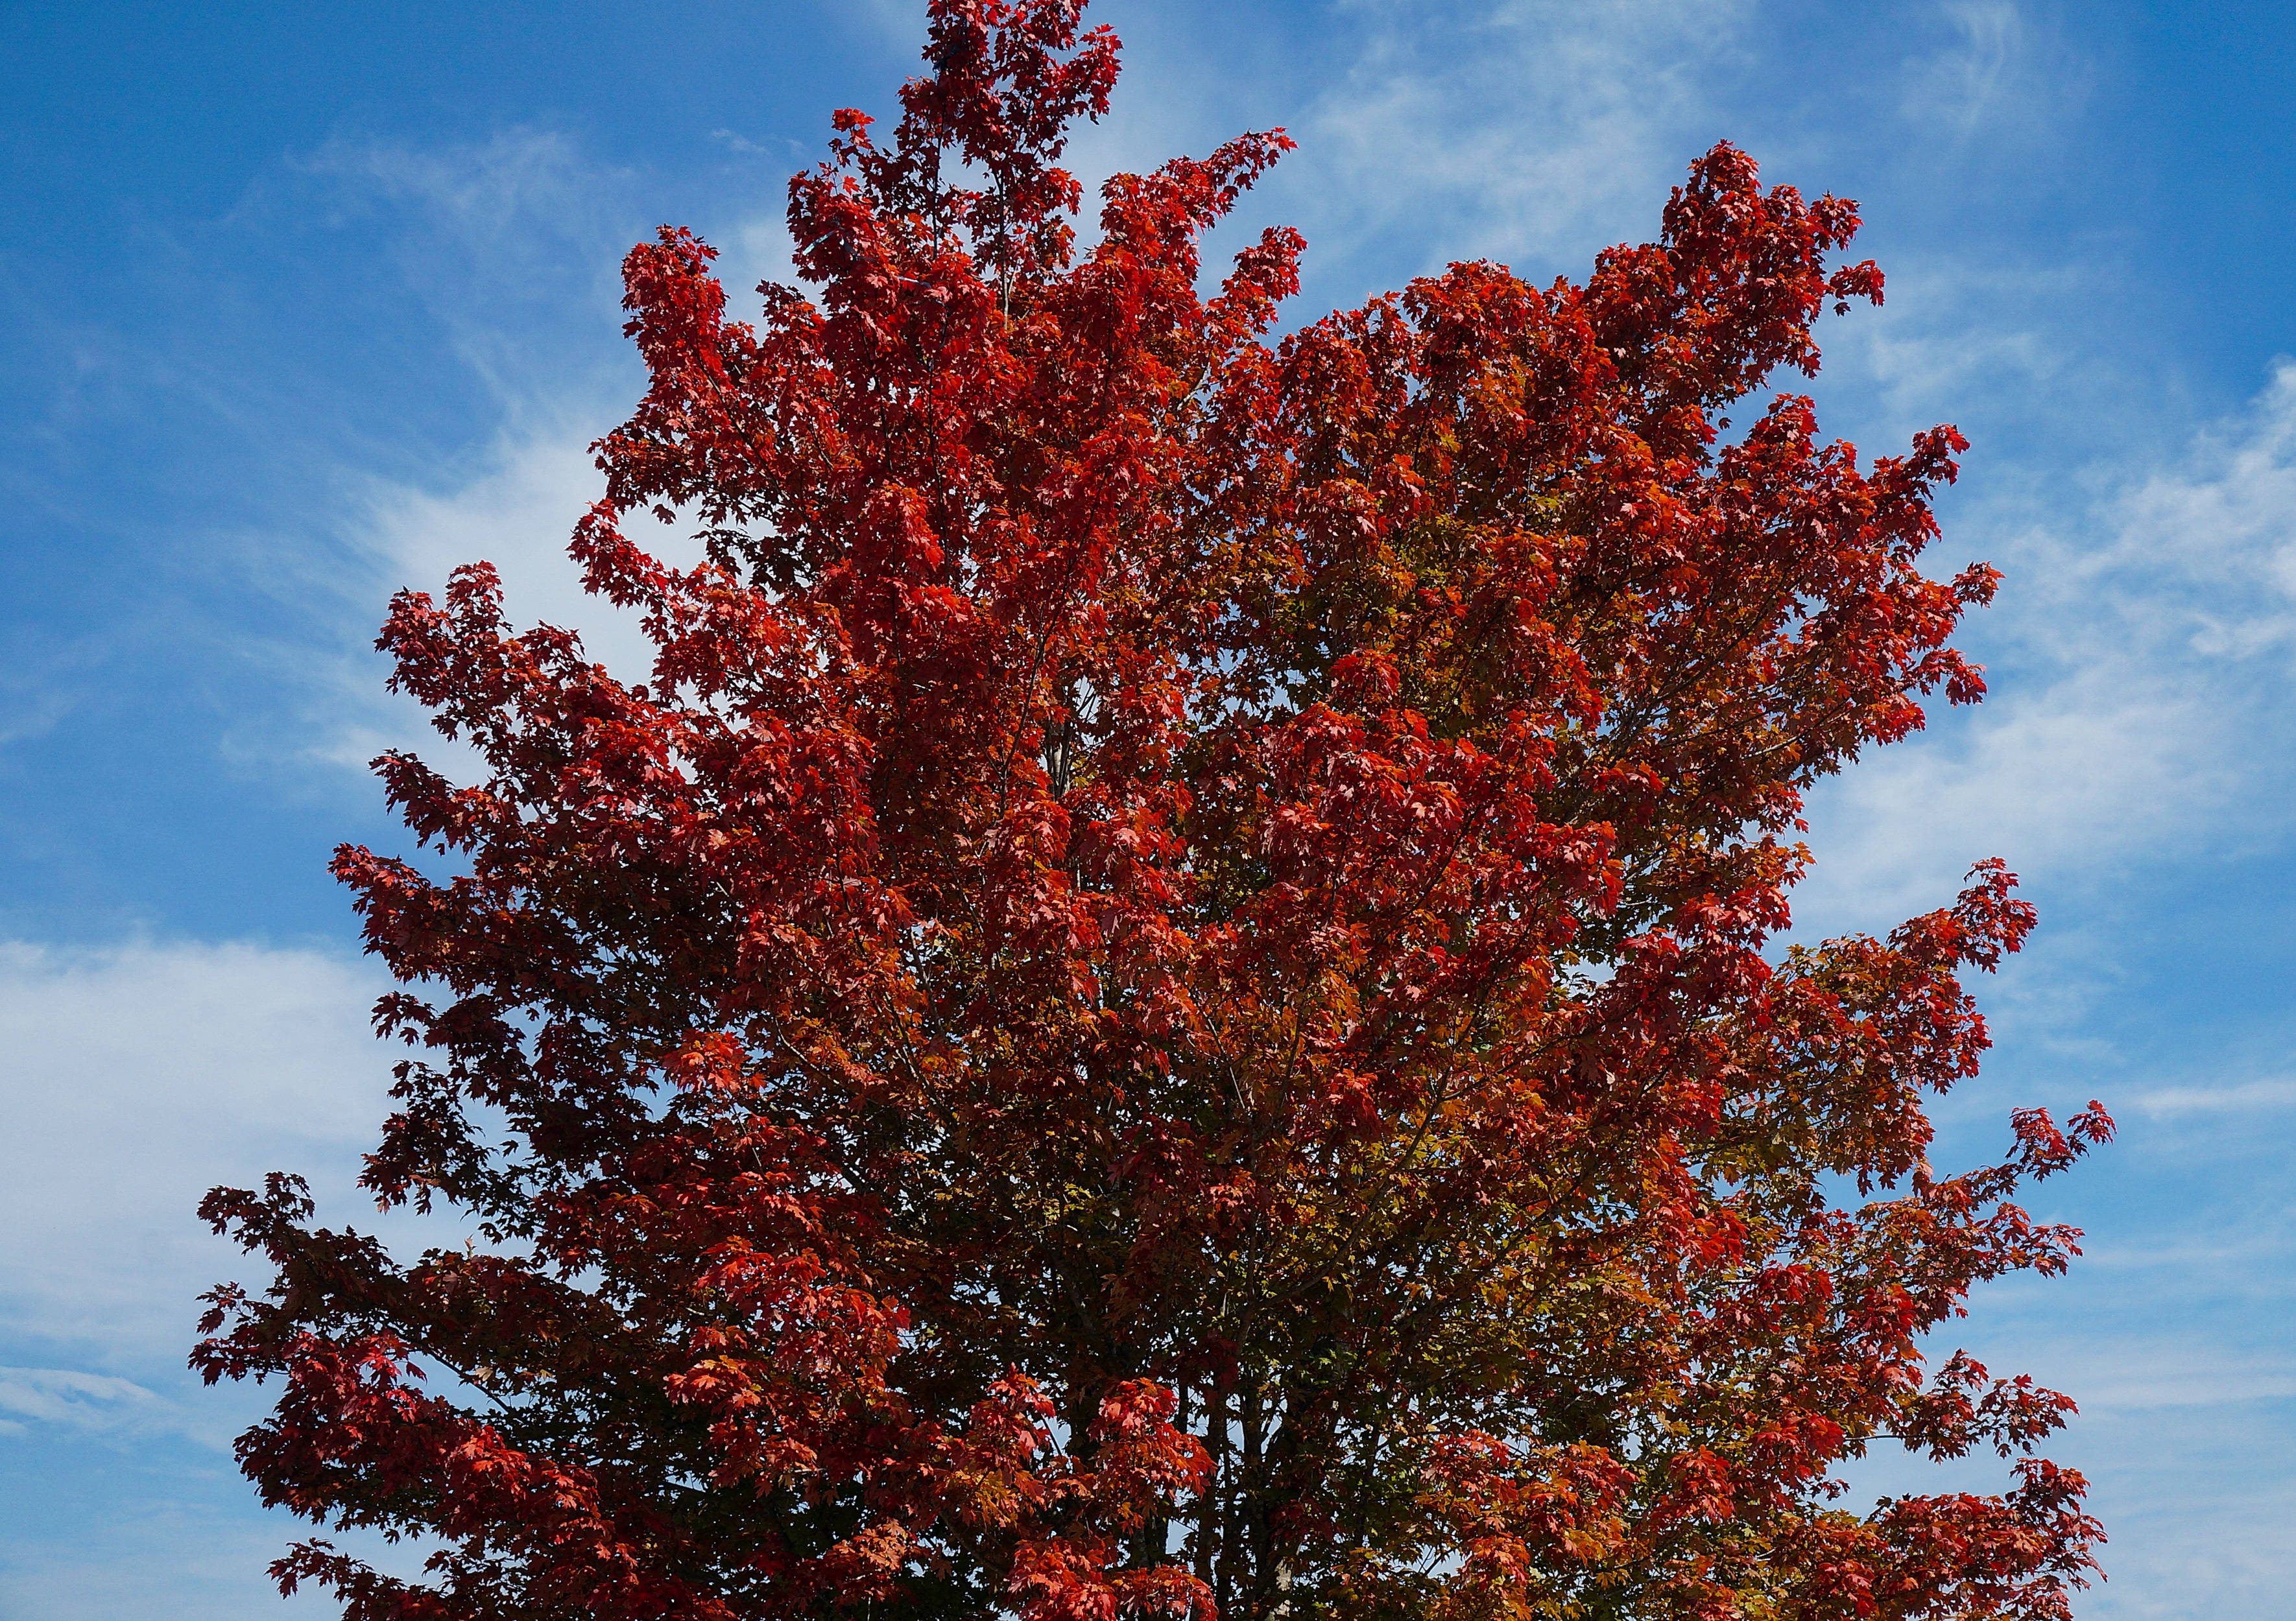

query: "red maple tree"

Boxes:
[197, 5, 2114, 1618]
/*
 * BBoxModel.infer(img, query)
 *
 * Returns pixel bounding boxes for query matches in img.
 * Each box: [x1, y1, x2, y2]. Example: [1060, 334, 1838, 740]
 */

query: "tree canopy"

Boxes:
[197, 4, 2112, 1618]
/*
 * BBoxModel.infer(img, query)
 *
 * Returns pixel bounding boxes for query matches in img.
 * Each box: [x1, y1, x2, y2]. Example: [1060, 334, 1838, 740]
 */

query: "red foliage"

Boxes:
[197, 5, 2111, 1617]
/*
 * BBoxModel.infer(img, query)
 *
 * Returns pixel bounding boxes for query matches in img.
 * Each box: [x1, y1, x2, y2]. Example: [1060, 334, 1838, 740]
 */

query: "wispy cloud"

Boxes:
[1797, 359, 2296, 936]
[1902, 2, 2022, 134]
[711, 128, 771, 158]
[195, 126, 791, 790]
[2136, 1076, 2296, 1118]
[1287, 0, 1755, 280]
[2112, 361, 2296, 654]
[0, 628, 109, 749]
[285, 128, 644, 405]
[1899, 1, 2090, 143]
[0, 1367, 170, 1440]
[281, 426, 648, 774]
[2013, 1340, 2296, 1414]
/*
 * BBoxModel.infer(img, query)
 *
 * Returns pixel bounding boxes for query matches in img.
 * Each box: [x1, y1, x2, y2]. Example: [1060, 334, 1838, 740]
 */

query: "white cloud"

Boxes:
[347, 424, 659, 665]
[0, 1367, 168, 1438]
[289, 128, 643, 403]
[1823, 254, 2108, 441]
[239, 418, 715, 788]
[0, 938, 394, 1365]
[1289, 0, 1755, 279]
[2136, 1076, 2296, 1118]
[810, 0, 924, 53]
[2011, 1340, 2295, 1414]
[0, 944, 509, 1609]
[1799, 667, 2228, 932]
[216, 126, 800, 790]
[1797, 361, 2296, 935]
[1899, 1, 2090, 143]
[0, 1509, 363, 1621]
[0, 629, 107, 749]
[2112, 361, 2296, 652]
[1902, 2, 2020, 133]
[1025, 0, 1764, 309]
[314, 126, 605, 239]
[711, 127, 772, 158]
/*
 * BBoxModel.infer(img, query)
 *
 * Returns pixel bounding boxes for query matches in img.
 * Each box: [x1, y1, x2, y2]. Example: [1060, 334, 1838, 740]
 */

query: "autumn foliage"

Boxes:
[196, 5, 2114, 1618]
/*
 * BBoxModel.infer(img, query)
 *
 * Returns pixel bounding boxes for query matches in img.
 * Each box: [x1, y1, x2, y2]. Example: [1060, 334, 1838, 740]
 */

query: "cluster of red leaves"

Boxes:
[196, 4, 2113, 1618]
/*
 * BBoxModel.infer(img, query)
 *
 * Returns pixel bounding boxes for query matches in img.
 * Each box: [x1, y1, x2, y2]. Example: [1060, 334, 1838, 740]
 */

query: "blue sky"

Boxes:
[3, 1, 2293, 1615]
